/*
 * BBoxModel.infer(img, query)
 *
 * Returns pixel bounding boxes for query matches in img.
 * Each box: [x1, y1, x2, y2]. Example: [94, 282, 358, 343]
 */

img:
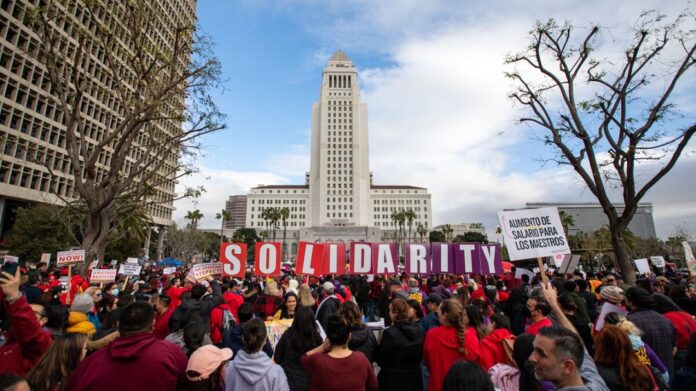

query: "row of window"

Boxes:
[373, 199, 426, 205]
[251, 198, 307, 204]
[248, 221, 306, 227]
[256, 189, 307, 194]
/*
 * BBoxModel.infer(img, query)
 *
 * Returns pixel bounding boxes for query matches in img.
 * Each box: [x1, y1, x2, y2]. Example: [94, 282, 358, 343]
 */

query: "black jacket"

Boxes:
[274, 328, 322, 391]
[316, 296, 340, 332]
[168, 280, 223, 333]
[348, 325, 378, 362]
[222, 322, 273, 358]
[375, 320, 423, 391]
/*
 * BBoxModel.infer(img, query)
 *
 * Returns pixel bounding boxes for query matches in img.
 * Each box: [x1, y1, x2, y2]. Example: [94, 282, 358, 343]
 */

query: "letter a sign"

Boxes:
[221, 242, 246, 278]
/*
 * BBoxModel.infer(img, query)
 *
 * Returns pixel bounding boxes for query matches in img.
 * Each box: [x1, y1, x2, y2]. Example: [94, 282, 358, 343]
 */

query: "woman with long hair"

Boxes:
[594, 325, 665, 391]
[338, 300, 378, 362]
[442, 360, 495, 391]
[274, 292, 299, 320]
[466, 304, 487, 340]
[375, 297, 423, 391]
[297, 283, 317, 312]
[423, 299, 481, 391]
[274, 306, 324, 391]
[26, 333, 88, 391]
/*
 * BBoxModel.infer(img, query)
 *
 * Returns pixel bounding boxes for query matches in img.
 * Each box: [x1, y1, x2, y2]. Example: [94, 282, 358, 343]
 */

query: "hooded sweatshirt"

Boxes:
[348, 324, 378, 362]
[64, 332, 187, 391]
[423, 325, 480, 391]
[375, 320, 423, 391]
[225, 350, 289, 391]
[480, 328, 515, 371]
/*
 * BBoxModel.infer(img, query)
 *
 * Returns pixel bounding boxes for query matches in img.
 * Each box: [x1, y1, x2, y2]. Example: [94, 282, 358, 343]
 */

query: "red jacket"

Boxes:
[223, 291, 244, 322]
[526, 317, 553, 336]
[153, 307, 174, 340]
[423, 325, 481, 391]
[64, 332, 187, 391]
[664, 311, 696, 349]
[479, 328, 515, 371]
[0, 294, 54, 376]
[166, 286, 188, 309]
[209, 303, 230, 344]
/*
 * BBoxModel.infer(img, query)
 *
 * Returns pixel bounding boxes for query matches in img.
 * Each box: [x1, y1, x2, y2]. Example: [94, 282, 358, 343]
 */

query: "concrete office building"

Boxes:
[525, 202, 657, 239]
[242, 51, 432, 259]
[0, 1, 196, 244]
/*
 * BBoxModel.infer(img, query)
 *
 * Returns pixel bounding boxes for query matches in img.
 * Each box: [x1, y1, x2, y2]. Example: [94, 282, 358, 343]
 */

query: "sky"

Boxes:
[174, 0, 696, 240]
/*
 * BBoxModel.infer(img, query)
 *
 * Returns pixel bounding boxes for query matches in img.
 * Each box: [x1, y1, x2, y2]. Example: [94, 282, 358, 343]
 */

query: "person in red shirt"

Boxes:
[525, 295, 553, 336]
[224, 279, 244, 322]
[301, 314, 378, 391]
[153, 295, 174, 339]
[423, 298, 481, 391]
[165, 277, 188, 309]
[479, 313, 516, 371]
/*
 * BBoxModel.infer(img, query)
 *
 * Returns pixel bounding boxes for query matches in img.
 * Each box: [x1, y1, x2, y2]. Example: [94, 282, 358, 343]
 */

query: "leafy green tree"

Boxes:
[6, 205, 78, 264]
[404, 209, 416, 243]
[185, 210, 204, 230]
[453, 231, 488, 244]
[429, 230, 446, 243]
[441, 224, 454, 242]
[416, 223, 428, 243]
[232, 227, 261, 263]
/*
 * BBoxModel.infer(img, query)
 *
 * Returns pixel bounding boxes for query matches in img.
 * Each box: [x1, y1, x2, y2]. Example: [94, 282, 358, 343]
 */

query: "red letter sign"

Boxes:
[221, 242, 246, 278]
[296, 242, 324, 276]
[254, 242, 281, 276]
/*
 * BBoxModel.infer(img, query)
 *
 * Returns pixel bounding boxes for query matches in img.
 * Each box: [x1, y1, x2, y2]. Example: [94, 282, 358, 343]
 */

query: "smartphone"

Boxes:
[1, 262, 18, 276]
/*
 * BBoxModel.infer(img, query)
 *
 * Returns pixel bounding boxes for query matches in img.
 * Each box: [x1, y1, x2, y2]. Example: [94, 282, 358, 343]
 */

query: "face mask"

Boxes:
[111, 288, 120, 296]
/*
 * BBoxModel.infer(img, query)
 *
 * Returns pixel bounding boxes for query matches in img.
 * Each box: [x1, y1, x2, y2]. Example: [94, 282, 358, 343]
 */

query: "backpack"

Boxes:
[502, 336, 517, 367]
[221, 308, 236, 335]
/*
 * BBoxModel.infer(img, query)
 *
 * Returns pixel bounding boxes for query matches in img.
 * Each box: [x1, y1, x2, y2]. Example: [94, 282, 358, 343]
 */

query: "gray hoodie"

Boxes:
[225, 350, 289, 391]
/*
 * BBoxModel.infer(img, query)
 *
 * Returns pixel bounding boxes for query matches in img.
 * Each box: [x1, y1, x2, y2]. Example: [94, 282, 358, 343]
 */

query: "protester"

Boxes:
[603, 312, 669, 384]
[224, 317, 289, 391]
[419, 292, 443, 334]
[84, 286, 103, 331]
[593, 325, 665, 391]
[274, 306, 324, 391]
[558, 293, 594, 355]
[316, 281, 340, 330]
[423, 298, 481, 391]
[165, 311, 213, 354]
[479, 312, 515, 371]
[512, 333, 543, 391]
[301, 314, 379, 391]
[297, 283, 317, 312]
[185, 344, 233, 391]
[442, 360, 495, 391]
[375, 297, 423, 391]
[25, 333, 88, 391]
[254, 280, 284, 320]
[338, 300, 378, 362]
[625, 287, 676, 378]
[673, 332, 696, 391]
[223, 279, 244, 321]
[274, 291, 298, 320]
[169, 277, 223, 334]
[524, 292, 553, 336]
[0, 267, 53, 376]
[221, 302, 273, 358]
[153, 294, 174, 339]
[210, 299, 233, 345]
[651, 292, 696, 371]
[577, 279, 598, 322]
[67, 294, 97, 335]
[0, 374, 29, 391]
[64, 301, 188, 390]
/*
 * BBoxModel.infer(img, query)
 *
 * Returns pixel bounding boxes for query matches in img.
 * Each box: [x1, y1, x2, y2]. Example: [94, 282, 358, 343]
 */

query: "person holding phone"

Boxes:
[0, 266, 54, 376]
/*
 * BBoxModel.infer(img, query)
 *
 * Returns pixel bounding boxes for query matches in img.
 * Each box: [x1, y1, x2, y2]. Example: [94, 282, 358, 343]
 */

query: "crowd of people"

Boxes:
[1, 259, 696, 391]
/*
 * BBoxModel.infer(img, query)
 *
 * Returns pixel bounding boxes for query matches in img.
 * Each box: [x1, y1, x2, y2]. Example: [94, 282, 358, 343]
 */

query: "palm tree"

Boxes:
[390, 211, 399, 242]
[442, 224, 454, 243]
[260, 208, 270, 240]
[215, 209, 231, 245]
[268, 207, 281, 242]
[280, 207, 290, 261]
[404, 209, 416, 243]
[185, 209, 203, 230]
[416, 223, 428, 243]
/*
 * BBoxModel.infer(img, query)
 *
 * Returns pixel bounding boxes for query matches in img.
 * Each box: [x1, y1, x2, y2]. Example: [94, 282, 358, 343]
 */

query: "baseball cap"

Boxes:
[186, 345, 233, 381]
[322, 281, 335, 292]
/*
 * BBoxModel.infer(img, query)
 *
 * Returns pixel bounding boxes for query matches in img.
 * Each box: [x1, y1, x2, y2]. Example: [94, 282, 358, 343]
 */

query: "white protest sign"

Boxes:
[3, 255, 18, 264]
[498, 207, 570, 261]
[559, 255, 581, 275]
[684, 241, 696, 275]
[594, 302, 627, 332]
[57, 249, 85, 266]
[649, 256, 666, 268]
[532, 264, 548, 273]
[634, 258, 650, 275]
[88, 260, 99, 270]
[189, 263, 222, 280]
[118, 263, 142, 276]
[515, 268, 535, 280]
[162, 267, 177, 276]
[40, 253, 51, 263]
[110, 260, 118, 266]
[90, 269, 117, 283]
[550, 253, 567, 268]
[126, 257, 139, 264]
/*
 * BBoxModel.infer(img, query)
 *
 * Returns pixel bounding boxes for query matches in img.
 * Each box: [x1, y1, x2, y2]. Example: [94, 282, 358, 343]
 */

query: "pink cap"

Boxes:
[186, 345, 233, 381]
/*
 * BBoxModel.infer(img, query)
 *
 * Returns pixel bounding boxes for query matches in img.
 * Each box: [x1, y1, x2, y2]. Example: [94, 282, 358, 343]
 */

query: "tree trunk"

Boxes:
[80, 209, 111, 274]
[610, 221, 635, 286]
